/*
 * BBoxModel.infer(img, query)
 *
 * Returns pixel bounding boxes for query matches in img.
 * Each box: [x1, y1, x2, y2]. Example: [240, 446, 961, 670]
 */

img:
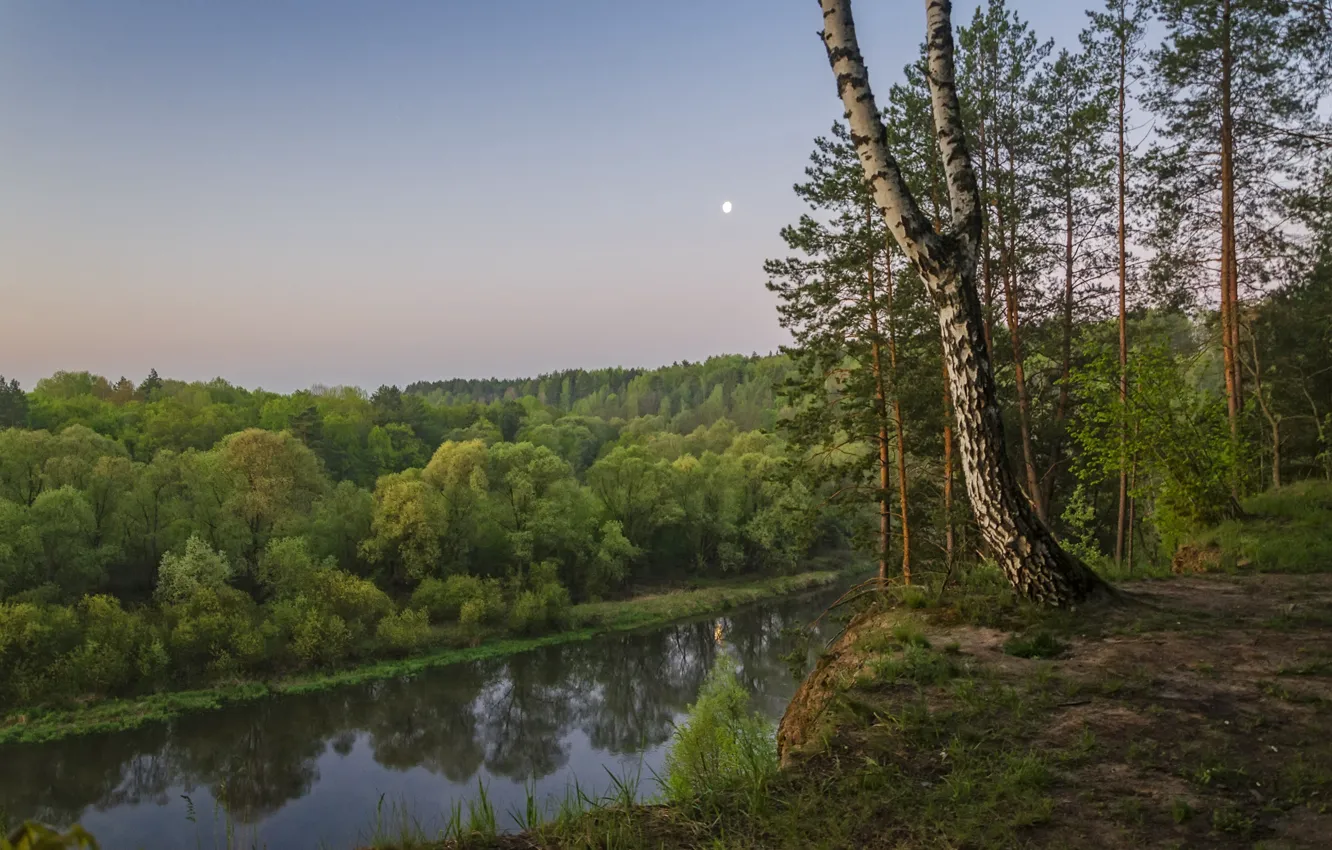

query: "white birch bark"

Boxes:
[817, 0, 1105, 605]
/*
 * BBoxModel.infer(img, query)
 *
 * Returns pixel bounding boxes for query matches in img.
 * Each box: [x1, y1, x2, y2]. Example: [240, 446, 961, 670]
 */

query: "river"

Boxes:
[0, 583, 849, 850]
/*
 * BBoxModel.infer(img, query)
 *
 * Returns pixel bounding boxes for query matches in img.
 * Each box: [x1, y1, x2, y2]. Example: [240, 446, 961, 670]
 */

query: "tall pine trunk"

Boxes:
[818, 0, 1106, 606]
[885, 242, 912, 583]
[865, 211, 896, 587]
[1115, 5, 1131, 568]
[1219, 0, 1242, 446]
[978, 113, 997, 355]
[993, 139, 1044, 520]
[1048, 179, 1074, 513]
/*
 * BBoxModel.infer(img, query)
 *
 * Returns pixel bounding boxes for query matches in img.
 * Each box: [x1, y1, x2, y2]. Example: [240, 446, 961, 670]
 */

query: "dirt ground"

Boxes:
[782, 573, 1332, 849]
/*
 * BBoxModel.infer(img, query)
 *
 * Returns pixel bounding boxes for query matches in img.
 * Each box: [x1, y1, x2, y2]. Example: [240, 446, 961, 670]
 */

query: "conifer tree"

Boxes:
[1032, 46, 1116, 517]
[767, 123, 906, 586]
[1146, 0, 1332, 446]
[1082, 0, 1149, 565]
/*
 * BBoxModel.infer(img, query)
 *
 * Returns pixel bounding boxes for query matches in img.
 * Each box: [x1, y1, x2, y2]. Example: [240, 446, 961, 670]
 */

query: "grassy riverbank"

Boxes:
[0, 568, 848, 746]
[372, 483, 1332, 849]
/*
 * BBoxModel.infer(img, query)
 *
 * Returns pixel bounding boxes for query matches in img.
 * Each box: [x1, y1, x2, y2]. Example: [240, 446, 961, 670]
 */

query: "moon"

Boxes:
[722, 201, 733, 214]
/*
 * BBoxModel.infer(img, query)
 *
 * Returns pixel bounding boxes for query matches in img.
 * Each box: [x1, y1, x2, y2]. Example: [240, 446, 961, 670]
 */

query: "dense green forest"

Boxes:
[0, 356, 855, 710]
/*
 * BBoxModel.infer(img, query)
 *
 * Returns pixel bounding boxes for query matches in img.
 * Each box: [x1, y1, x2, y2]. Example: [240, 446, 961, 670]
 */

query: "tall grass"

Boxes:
[1184, 481, 1332, 574]
[661, 654, 777, 815]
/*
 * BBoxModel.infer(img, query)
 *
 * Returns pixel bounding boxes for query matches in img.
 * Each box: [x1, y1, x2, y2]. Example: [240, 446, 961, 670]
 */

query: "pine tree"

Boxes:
[138, 368, 163, 402]
[0, 376, 28, 428]
[958, 0, 1054, 521]
[1032, 46, 1116, 517]
[1083, 0, 1150, 566]
[1146, 0, 1332, 448]
[767, 123, 905, 586]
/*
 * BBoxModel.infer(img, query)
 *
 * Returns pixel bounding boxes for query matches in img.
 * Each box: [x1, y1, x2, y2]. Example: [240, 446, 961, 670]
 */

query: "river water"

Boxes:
[0, 584, 848, 849]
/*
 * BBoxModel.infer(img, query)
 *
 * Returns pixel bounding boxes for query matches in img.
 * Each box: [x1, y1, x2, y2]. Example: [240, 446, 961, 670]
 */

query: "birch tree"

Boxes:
[815, 0, 1106, 605]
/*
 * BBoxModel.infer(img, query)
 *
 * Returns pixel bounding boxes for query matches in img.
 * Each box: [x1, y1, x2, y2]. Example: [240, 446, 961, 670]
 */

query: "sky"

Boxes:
[1, 1, 1090, 393]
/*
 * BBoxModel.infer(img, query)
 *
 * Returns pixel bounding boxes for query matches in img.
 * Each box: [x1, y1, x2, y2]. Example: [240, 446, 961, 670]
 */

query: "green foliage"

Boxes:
[155, 535, 232, 604]
[457, 582, 507, 632]
[507, 562, 573, 636]
[1184, 481, 1332, 575]
[584, 520, 637, 599]
[1059, 484, 1104, 565]
[1, 822, 98, 850]
[0, 376, 28, 429]
[663, 654, 777, 810]
[409, 574, 480, 623]
[1070, 343, 1243, 552]
[159, 586, 264, 679]
[1002, 632, 1069, 659]
[375, 608, 433, 653]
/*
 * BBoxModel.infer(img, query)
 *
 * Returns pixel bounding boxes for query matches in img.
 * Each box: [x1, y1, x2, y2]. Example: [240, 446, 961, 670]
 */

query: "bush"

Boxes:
[507, 563, 572, 636]
[376, 608, 433, 653]
[442, 577, 506, 632]
[306, 568, 392, 638]
[289, 609, 351, 665]
[0, 602, 82, 706]
[663, 654, 776, 810]
[412, 574, 487, 623]
[162, 587, 265, 680]
[257, 536, 325, 598]
[156, 535, 232, 604]
[507, 591, 547, 636]
[59, 595, 161, 696]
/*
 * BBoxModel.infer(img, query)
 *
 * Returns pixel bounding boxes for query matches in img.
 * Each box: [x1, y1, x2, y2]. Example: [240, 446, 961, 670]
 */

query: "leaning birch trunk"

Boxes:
[817, 0, 1105, 605]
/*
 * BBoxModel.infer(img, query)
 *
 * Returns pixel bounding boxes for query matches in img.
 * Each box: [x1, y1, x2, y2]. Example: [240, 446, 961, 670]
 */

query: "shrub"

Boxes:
[507, 563, 572, 636]
[376, 608, 433, 653]
[449, 577, 506, 632]
[307, 568, 392, 638]
[583, 520, 637, 599]
[663, 654, 776, 809]
[162, 587, 264, 680]
[257, 536, 324, 599]
[59, 595, 161, 696]
[507, 591, 547, 636]
[155, 535, 232, 604]
[412, 574, 486, 623]
[0, 602, 82, 705]
[289, 609, 351, 665]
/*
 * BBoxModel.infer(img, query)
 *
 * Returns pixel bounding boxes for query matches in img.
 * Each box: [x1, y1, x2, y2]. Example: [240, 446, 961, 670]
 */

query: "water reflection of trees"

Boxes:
[0, 588, 837, 831]
[362, 663, 492, 781]
[0, 726, 171, 828]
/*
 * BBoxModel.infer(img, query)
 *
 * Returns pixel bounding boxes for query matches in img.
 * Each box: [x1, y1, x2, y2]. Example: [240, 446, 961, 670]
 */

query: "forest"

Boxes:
[1, 0, 1331, 769]
[0, 356, 851, 710]
[766, 0, 1332, 595]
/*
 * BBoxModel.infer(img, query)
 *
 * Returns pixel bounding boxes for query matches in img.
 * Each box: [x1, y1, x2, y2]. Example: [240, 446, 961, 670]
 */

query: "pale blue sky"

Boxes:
[1, 1, 1089, 391]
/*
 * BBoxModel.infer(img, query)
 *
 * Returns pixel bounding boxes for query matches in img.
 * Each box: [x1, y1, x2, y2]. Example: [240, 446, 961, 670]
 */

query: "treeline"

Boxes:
[769, 0, 1332, 582]
[0, 358, 845, 710]
[406, 353, 789, 432]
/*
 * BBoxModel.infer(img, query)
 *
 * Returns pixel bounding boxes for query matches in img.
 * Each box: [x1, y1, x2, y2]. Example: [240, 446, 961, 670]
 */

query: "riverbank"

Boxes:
[376, 482, 1332, 849]
[0, 569, 848, 746]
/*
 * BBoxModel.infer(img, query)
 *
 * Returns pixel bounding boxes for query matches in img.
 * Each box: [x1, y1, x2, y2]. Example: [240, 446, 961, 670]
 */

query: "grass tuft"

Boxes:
[1002, 632, 1068, 659]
